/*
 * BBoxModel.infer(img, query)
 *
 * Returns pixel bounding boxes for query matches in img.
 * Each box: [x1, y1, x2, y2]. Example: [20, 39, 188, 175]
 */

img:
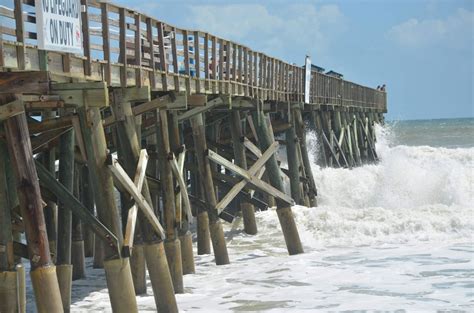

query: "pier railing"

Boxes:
[0, 0, 386, 111]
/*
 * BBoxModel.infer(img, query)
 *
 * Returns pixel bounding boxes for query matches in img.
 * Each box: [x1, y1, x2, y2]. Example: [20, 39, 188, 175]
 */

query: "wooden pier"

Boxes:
[0, 0, 386, 312]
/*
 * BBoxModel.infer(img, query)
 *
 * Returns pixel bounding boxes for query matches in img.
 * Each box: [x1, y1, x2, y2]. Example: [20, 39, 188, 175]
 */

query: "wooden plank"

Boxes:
[109, 158, 166, 239]
[183, 30, 191, 92]
[118, 8, 128, 87]
[157, 21, 168, 90]
[194, 31, 201, 92]
[0, 72, 50, 94]
[204, 33, 210, 89]
[14, 0, 25, 70]
[0, 99, 24, 121]
[177, 96, 223, 122]
[134, 13, 143, 86]
[146, 18, 156, 88]
[80, 0, 92, 75]
[101, 3, 112, 85]
[27, 116, 72, 134]
[171, 27, 179, 90]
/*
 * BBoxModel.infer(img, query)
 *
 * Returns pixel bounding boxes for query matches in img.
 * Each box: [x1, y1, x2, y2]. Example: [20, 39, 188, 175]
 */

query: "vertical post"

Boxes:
[191, 113, 230, 265]
[77, 106, 138, 313]
[252, 111, 304, 255]
[155, 109, 184, 293]
[286, 111, 304, 205]
[0, 136, 19, 313]
[71, 164, 86, 281]
[110, 93, 178, 311]
[4, 110, 64, 312]
[310, 110, 327, 167]
[294, 108, 317, 206]
[350, 112, 362, 166]
[229, 111, 257, 235]
[321, 111, 333, 167]
[169, 112, 195, 275]
[81, 167, 95, 257]
[41, 111, 57, 263]
[114, 111, 146, 296]
[56, 128, 75, 312]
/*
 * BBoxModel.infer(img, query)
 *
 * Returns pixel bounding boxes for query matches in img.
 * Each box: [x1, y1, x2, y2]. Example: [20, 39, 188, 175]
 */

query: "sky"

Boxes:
[112, 0, 473, 120]
[1, 0, 472, 120]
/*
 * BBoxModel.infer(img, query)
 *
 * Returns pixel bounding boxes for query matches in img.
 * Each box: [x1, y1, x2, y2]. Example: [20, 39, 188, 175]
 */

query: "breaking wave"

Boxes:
[247, 124, 474, 250]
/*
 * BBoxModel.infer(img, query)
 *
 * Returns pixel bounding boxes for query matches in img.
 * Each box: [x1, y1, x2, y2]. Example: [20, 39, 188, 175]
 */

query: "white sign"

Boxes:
[35, 0, 83, 54]
[304, 55, 311, 104]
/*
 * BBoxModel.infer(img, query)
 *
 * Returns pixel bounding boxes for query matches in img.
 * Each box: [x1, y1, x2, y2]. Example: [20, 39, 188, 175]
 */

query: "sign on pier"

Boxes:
[35, 0, 83, 54]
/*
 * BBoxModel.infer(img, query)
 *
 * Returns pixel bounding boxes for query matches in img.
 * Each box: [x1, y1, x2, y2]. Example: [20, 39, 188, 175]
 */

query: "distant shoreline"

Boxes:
[386, 116, 474, 123]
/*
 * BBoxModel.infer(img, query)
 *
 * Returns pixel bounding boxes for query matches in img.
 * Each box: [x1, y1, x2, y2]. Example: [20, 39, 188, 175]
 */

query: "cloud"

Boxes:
[387, 8, 474, 48]
[187, 3, 346, 63]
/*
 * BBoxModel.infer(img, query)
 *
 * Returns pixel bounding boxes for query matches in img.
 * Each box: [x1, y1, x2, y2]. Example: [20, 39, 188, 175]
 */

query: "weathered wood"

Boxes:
[286, 112, 304, 205]
[39, 110, 58, 264]
[71, 164, 85, 281]
[230, 111, 257, 234]
[56, 128, 75, 266]
[191, 113, 229, 265]
[0, 138, 14, 271]
[122, 149, 148, 251]
[252, 111, 304, 255]
[0, 99, 24, 121]
[154, 109, 185, 292]
[4, 109, 64, 311]
[214, 141, 279, 213]
[207, 149, 292, 206]
[77, 102, 139, 311]
[35, 161, 119, 250]
[4, 111, 52, 269]
[28, 116, 73, 134]
[109, 159, 165, 239]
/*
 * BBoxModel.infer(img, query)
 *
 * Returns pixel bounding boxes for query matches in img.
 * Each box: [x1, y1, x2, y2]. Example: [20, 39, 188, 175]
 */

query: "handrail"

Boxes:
[0, 0, 386, 111]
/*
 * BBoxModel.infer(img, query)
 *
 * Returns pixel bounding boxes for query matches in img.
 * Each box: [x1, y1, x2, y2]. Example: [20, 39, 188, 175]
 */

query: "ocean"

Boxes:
[28, 118, 474, 312]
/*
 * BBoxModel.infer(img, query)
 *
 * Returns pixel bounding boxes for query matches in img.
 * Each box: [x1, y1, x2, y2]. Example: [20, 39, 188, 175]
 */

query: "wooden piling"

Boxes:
[77, 105, 138, 313]
[252, 111, 304, 255]
[41, 110, 58, 263]
[4, 109, 63, 312]
[71, 164, 86, 281]
[155, 109, 184, 293]
[191, 113, 230, 265]
[169, 112, 195, 274]
[186, 135, 211, 255]
[0, 134, 18, 313]
[56, 127, 75, 312]
[286, 111, 304, 205]
[230, 110, 257, 235]
[111, 90, 179, 309]
[294, 108, 317, 206]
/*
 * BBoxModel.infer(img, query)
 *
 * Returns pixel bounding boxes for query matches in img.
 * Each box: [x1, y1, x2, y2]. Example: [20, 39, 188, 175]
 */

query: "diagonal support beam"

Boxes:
[123, 149, 149, 252]
[177, 96, 223, 122]
[212, 142, 292, 214]
[169, 151, 193, 224]
[242, 137, 266, 198]
[35, 160, 120, 252]
[108, 157, 166, 239]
